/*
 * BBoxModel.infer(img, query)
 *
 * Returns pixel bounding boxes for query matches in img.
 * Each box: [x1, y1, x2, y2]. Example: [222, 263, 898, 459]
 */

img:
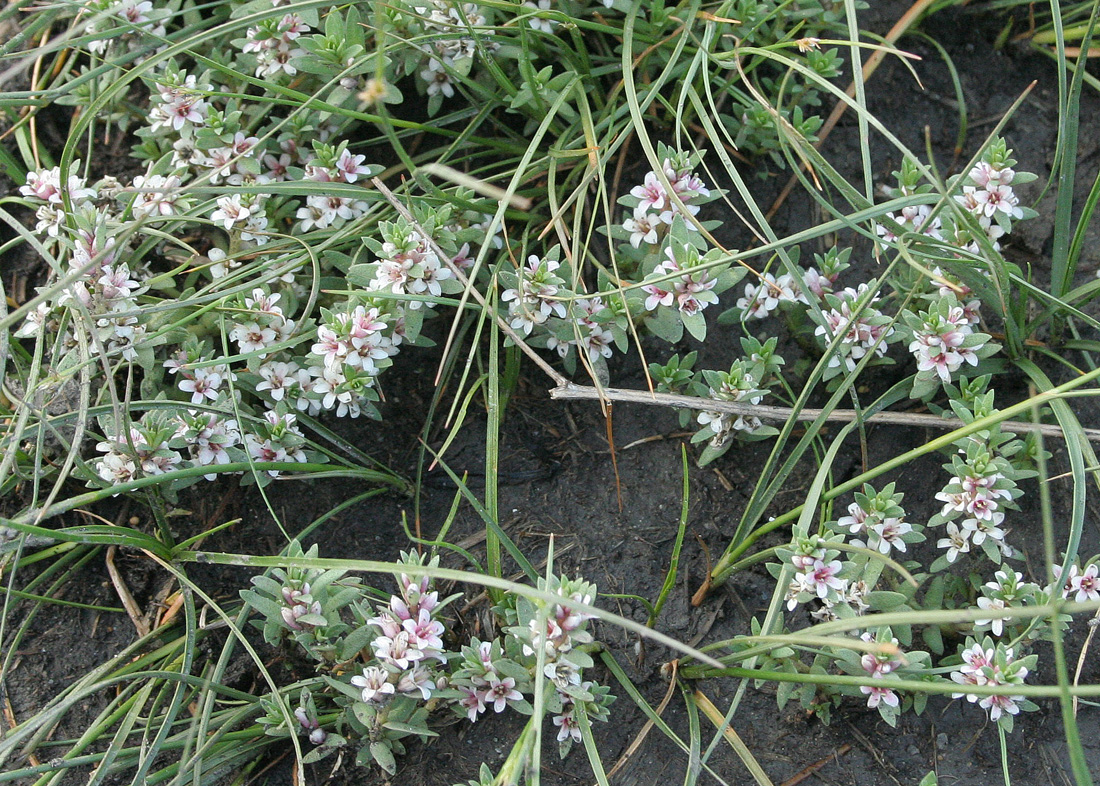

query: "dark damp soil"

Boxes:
[4, 2, 1100, 785]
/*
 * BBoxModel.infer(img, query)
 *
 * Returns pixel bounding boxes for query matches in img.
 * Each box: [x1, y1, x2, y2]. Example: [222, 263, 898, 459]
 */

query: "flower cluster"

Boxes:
[237, 12, 311, 79]
[304, 305, 394, 417]
[649, 338, 782, 466]
[93, 411, 181, 485]
[243, 541, 364, 663]
[229, 288, 296, 359]
[735, 247, 849, 321]
[974, 570, 1038, 638]
[930, 432, 1021, 567]
[293, 144, 374, 232]
[149, 71, 209, 134]
[955, 159, 1023, 229]
[642, 244, 720, 318]
[280, 582, 325, 632]
[875, 142, 1035, 262]
[92, 399, 316, 490]
[811, 283, 896, 377]
[487, 574, 613, 755]
[819, 626, 934, 727]
[408, 1, 493, 102]
[735, 271, 806, 318]
[833, 484, 923, 557]
[905, 294, 998, 396]
[780, 537, 850, 614]
[363, 222, 456, 306]
[874, 202, 943, 248]
[621, 155, 713, 248]
[244, 409, 310, 475]
[544, 296, 620, 364]
[1053, 560, 1100, 604]
[874, 142, 1036, 357]
[164, 346, 235, 405]
[500, 253, 568, 336]
[694, 362, 767, 447]
[637, 232, 740, 343]
[168, 410, 243, 480]
[451, 638, 530, 722]
[950, 638, 1037, 729]
[16, 174, 161, 362]
[84, 0, 167, 56]
[248, 550, 612, 772]
[352, 562, 449, 706]
[856, 631, 905, 711]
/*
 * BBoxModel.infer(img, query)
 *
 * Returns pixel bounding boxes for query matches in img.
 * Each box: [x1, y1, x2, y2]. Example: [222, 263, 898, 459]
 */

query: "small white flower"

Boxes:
[524, 0, 557, 33]
[351, 666, 396, 703]
[256, 361, 299, 401]
[1069, 563, 1100, 603]
[421, 66, 455, 98]
[131, 174, 183, 217]
[229, 321, 277, 355]
[623, 210, 659, 248]
[859, 684, 899, 709]
[553, 711, 582, 743]
[936, 522, 970, 563]
[210, 194, 251, 230]
[14, 303, 51, 338]
[975, 597, 1009, 636]
[485, 675, 522, 712]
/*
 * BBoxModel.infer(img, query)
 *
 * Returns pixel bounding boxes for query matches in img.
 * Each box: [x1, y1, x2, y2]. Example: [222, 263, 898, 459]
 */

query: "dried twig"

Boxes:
[105, 545, 150, 637]
[779, 743, 852, 786]
[550, 382, 1100, 442]
[1072, 610, 1100, 717]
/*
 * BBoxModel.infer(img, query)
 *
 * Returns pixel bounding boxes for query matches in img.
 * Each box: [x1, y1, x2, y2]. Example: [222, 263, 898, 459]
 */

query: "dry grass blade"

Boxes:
[603, 659, 680, 781]
[694, 689, 774, 786]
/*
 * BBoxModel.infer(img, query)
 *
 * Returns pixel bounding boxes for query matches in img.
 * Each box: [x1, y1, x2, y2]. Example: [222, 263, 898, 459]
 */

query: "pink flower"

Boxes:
[311, 325, 347, 368]
[980, 692, 1022, 721]
[335, 149, 371, 182]
[401, 608, 445, 655]
[211, 194, 251, 230]
[485, 675, 522, 713]
[553, 711, 582, 743]
[860, 684, 899, 709]
[838, 503, 869, 535]
[459, 687, 487, 722]
[1069, 564, 1100, 603]
[936, 522, 970, 564]
[396, 666, 435, 700]
[642, 283, 673, 311]
[807, 559, 846, 598]
[623, 210, 660, 247]
[178, 367, 224, 404]
[372, 631, 424, 669]
[630, 171, 668, 213]
[976, 597, 1009, 636]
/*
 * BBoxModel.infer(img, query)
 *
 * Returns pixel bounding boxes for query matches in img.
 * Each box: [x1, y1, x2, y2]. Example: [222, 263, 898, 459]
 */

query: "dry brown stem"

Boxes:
[549, 382, 1100, 442]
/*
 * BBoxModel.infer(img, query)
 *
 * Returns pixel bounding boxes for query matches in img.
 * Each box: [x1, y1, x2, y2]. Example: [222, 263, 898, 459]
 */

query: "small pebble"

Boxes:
[907, 745, 920, 756]
[937, 733, 949, 748]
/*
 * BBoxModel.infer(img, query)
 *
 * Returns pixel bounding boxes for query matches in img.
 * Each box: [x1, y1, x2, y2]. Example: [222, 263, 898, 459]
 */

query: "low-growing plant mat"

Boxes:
[3, 1, 1100, 786]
